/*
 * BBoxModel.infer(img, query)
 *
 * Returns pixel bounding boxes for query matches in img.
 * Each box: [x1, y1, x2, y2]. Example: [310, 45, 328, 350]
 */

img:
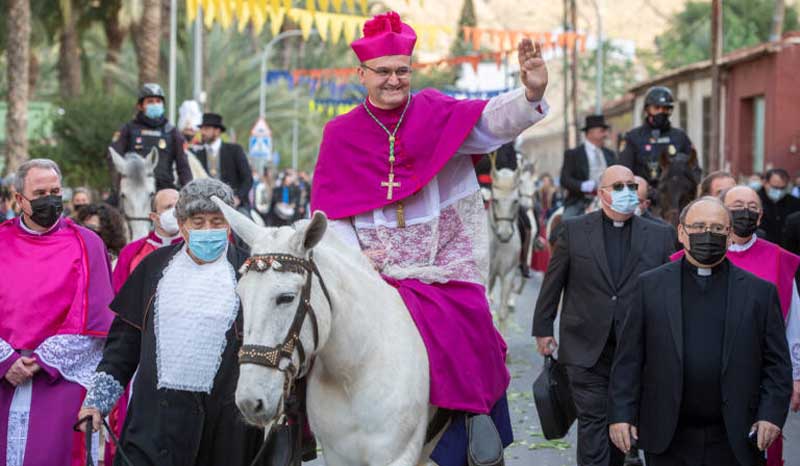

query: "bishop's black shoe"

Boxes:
[467, 414, 504, 466]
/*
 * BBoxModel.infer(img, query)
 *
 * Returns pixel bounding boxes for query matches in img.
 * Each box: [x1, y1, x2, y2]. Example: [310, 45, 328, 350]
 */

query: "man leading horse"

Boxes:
[310, 11, 549, 466]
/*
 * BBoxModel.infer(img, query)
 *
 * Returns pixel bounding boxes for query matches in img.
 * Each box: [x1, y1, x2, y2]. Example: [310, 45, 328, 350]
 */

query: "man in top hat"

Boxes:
[310, 11, 549, 466]
[196, 113, 253, 208]
[560, 114, 617, 218]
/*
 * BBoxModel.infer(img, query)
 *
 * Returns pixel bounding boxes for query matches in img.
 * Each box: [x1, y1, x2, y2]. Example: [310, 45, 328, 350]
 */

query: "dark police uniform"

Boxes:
[111, 112, 192, 191]
[618, 122, 693, 186]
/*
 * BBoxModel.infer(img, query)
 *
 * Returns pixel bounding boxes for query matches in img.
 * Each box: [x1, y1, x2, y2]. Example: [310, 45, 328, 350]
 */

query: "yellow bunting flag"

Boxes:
[342, 16, 360, 43]
[328, 13, 345, 44]
[319, 0, 330, 11]
[315, 12, 331, 41]
[306, 0, 315, 13]
[268, 7, 286, 36]
[360, 0, 369, 15]
[331, 0, 343, 12]
[299, 10, 315, 40]
[203, 0, 216, 28]
[187, 0, 198, 22]
[282, 0, 293, 9]
[345, 0, 355, 13]
[250, 0, 267, 35]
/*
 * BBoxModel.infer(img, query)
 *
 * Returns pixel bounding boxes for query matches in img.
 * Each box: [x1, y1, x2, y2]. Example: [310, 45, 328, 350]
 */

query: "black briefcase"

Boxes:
[532, 355, 577, 440]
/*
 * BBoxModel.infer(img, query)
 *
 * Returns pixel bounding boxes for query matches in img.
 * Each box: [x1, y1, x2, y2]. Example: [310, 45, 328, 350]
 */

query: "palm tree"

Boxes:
[132, 0, 161, 84]
[57, 0, 82, 98]
[5, 0, 31, 174]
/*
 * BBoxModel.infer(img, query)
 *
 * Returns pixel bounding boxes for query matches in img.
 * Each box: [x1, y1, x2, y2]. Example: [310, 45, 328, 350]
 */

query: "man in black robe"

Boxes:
[78, 178, 267, 466]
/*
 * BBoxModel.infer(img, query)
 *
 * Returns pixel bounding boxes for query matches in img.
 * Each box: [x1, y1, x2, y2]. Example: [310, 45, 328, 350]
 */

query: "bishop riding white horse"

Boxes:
[212, 199, 437, 466]
[487, 165, 521, 323]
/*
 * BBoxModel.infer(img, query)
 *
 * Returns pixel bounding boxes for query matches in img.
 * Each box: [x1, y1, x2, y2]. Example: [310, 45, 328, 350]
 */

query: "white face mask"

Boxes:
[158, 208, 179, 235]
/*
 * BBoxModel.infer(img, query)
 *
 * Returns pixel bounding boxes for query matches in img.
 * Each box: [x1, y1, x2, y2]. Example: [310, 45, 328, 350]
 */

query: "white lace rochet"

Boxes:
[155, 246, 239, 393]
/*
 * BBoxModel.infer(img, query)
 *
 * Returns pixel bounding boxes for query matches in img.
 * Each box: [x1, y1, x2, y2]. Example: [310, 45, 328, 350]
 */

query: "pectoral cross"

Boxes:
[381, 172, 400, 200]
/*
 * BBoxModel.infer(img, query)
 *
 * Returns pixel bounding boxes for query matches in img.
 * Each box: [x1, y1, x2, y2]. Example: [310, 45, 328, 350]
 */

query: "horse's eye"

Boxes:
[276, 294, 296, 306]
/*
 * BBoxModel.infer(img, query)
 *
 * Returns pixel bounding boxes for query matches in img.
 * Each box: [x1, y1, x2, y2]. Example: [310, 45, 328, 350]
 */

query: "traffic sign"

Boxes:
[249, 117, 272, 159]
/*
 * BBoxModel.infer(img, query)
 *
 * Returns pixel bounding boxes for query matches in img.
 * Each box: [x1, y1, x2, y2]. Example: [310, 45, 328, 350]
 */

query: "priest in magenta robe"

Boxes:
[0, 159, 115, 466]
[672, 185, 800, 466]
[310, 11, 549, 465]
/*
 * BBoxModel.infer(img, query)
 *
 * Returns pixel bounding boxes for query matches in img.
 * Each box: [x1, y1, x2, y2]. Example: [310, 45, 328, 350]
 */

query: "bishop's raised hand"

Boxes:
[518, 39, 548, 102]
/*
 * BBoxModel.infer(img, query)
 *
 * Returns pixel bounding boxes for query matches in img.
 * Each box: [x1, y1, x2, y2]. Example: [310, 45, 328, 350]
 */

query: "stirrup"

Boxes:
[467, 414, 504, 466]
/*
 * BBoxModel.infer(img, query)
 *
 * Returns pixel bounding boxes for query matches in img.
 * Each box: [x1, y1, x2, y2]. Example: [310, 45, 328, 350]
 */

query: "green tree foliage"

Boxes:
[579, 42, 636, 103]
[30, 90, 134, 190]
[656, 0, 799, 69]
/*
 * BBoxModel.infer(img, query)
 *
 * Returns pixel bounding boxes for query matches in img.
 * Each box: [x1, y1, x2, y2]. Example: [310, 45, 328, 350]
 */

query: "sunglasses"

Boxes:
[603, 182, 639, 192]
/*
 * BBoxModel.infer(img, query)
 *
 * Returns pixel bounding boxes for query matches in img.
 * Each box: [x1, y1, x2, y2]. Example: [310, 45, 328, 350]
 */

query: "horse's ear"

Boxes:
[292, 211, 328, 253]
[211, 196, 263, 247]
[108, 146, 128, 175]
[146, 147, 160, 170]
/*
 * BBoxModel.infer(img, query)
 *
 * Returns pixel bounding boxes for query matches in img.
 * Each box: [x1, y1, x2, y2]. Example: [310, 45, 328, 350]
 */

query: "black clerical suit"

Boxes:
[96, 244, 267, 466]
[195, 141, 254, 207]
[757, 187, 800, 246]
[781, 210, 800, 255]
[609, 259, 792, 466]
[532, 210, 676, 466]
[560, 144, 616, 214]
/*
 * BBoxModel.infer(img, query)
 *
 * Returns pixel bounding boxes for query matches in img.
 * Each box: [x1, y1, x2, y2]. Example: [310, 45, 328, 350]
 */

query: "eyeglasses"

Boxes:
[682, 222, 730, 235]
[602, 182, 638, 192]
[360, 64, 413, 79]
[728, 203, 761, 212]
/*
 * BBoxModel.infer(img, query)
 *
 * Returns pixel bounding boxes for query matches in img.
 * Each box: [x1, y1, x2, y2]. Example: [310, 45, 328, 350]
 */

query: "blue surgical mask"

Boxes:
[188, 228, 228, 262]
[144, 102, 164, 120]
[748, 181, 762, 191]
[608, 187, 639, 215]
[767, 187, 786, 202]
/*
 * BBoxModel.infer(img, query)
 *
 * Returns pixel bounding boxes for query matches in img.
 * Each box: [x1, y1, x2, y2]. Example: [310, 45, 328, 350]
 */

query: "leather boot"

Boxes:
[467, 414, 504, 466]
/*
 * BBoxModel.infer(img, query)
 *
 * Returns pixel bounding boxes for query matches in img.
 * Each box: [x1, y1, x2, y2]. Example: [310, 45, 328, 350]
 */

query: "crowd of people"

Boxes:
[0, 9, 799, 466]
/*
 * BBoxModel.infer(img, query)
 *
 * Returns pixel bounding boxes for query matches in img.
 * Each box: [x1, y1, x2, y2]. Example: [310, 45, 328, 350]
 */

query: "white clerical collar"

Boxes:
[206, 138, 222, 154]
[19, 216, 59, 236]
[728, 235, 757, 252]
[697, 267, 712, 277]
[613, 221, 624, 228]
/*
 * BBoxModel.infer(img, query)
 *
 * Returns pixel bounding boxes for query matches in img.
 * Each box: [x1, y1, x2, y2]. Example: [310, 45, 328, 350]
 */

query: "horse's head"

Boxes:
[109, 146, 157, 240]
[657, 149, 699, 226]
[490, 168, 520, 243]
[212, 198, 332, 427]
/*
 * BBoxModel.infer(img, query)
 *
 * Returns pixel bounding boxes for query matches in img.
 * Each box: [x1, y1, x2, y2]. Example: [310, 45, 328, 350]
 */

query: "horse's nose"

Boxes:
[238, 397, 265, 415]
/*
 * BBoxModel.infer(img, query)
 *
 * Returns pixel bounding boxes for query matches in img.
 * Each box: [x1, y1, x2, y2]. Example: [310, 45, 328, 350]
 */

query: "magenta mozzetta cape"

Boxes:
[310, 89, 488, 219]
[0, 217, 115, 349]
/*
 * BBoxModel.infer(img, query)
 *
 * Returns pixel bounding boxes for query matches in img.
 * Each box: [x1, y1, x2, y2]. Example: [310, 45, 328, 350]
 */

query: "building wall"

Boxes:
[724, 44, 800, 176]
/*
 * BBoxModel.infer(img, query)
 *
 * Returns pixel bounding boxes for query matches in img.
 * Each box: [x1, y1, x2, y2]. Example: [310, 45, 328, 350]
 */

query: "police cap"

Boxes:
[644, 86, 674, 108]
[138, 83, 165, 103]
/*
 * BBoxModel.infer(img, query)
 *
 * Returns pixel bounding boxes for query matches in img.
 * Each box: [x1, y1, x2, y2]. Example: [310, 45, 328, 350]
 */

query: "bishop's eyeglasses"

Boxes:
[360, 64, 413, 79]
[682, 222, 730, 235]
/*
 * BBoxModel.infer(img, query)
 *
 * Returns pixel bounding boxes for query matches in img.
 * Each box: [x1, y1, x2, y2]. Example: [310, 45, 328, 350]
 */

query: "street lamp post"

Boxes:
[592, 0, 604, 114]
[259, 30, 305, 119]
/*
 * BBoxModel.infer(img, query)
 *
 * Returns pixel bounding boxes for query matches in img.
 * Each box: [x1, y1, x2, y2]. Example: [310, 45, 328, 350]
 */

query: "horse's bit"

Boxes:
[237, 253, 332, 405]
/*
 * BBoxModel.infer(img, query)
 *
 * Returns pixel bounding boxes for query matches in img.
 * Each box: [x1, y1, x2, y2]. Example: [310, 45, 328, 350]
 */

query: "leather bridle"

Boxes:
[489, 192, 518, 244]
[237, 252, 332, 412]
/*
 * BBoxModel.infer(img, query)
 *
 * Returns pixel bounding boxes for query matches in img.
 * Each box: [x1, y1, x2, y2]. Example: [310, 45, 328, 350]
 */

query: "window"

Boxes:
[678, 101, 688, 130]
[752, 96, 766, 173]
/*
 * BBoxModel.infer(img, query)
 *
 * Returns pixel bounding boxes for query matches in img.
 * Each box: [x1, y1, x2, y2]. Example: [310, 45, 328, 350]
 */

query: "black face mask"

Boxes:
[648, 113, 671, 131]
[26, 194, 63, 228]
[730, 209, 760, 237]
[687, 231, 728, 266]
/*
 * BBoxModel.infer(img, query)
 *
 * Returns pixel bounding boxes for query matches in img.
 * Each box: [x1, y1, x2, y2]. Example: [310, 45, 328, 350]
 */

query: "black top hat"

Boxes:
[201, 113, 226, 132]
[581, 114, 609, 131]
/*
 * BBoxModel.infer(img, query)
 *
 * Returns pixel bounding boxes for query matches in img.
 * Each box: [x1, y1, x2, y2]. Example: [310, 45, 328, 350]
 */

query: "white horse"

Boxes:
[108, 147, 157, 241]
[212, 199, 436, 466]
[487, 166, 521, 323]
[510, 168, 538, 301]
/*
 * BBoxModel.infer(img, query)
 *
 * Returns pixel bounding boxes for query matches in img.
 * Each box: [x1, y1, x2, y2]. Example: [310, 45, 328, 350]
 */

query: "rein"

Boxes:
[237, 252, 331, 415]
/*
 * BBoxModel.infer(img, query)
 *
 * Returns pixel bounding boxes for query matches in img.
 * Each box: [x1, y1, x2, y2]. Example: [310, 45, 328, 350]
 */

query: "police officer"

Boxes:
[110, 83, 192, 192]
[619, 86, 694, 186]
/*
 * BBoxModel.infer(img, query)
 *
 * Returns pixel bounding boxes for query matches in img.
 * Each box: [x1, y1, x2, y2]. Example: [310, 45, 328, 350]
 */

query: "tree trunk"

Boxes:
[770, 0, 786, 41]
[103, 0, 127, 93]
[5, 0, 31, 175]
[28, 49, 39, 98]
[133, 0, 161, 85]
[58, 0, 82, 98]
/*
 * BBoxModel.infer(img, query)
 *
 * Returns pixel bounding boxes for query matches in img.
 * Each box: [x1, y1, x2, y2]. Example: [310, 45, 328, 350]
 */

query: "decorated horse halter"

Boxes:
[237, 252, 332, 401]
[489, 193, 519, 244]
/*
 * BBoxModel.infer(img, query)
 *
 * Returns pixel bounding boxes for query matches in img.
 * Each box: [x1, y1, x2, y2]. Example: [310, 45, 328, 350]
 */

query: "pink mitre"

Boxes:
[351, 11, 417, 62]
